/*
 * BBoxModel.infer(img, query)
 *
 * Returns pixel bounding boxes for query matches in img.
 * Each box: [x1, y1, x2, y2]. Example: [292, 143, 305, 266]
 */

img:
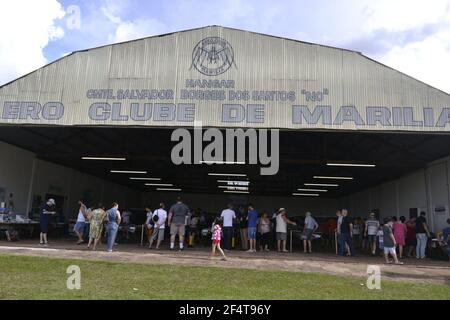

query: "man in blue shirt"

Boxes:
[246, 204, 258, 252]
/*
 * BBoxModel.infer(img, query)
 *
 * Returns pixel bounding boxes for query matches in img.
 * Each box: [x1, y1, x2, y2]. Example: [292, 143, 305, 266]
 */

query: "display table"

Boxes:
[0, 221, 39, 238]
[289, 229, 322, 252]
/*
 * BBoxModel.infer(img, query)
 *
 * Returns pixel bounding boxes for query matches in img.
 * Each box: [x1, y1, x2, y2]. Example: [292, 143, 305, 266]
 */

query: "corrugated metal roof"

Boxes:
[0, 25, 449, 132]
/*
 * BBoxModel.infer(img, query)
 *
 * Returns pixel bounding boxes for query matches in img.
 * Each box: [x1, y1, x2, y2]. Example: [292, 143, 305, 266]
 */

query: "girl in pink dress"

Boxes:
[210, 218, 227, 260]
[393, 216, 407, 259]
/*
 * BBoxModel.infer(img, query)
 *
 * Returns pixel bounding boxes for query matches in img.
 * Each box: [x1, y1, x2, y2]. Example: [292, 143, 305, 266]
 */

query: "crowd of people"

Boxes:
[37, 197, 450, 265]
[335, 209, 450, 264]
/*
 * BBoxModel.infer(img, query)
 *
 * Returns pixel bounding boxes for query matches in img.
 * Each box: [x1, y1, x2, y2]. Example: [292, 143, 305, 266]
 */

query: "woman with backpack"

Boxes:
[148, 203, 167, 250]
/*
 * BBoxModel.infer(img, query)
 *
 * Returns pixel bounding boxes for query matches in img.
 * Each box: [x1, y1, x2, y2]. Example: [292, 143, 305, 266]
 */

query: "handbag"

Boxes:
[152, 209, 159, 223]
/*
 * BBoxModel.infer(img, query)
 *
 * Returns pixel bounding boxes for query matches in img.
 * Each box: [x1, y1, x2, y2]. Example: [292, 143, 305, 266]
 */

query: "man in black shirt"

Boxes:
[415, 211, 430, 259]
[339, 209, 355, 256]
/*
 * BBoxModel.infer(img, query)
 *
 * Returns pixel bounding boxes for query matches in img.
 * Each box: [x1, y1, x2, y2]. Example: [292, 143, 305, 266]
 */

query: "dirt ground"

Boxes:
[0, 240, 449, 285]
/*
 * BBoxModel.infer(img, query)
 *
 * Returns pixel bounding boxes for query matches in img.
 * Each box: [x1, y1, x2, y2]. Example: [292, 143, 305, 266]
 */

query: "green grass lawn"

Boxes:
[0, 254, 448, 300]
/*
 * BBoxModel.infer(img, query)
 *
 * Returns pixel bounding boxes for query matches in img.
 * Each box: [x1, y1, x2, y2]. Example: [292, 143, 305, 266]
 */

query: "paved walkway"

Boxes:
[0, 240, 449, 285]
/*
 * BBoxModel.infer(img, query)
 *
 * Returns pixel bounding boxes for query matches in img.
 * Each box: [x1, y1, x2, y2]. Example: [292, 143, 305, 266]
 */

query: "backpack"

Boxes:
[152, 210, 159, 223]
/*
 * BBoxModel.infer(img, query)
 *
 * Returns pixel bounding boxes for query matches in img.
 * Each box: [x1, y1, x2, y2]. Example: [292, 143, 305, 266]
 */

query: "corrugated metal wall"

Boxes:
[1, 26, 449, 131]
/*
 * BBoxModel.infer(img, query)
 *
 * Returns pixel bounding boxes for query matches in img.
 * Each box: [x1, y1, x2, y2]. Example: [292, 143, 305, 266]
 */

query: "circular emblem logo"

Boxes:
[191, 37, 235, 76]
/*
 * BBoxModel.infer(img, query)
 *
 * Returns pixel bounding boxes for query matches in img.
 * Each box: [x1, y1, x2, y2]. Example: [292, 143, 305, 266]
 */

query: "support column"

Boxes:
[25, 158, 37, 218]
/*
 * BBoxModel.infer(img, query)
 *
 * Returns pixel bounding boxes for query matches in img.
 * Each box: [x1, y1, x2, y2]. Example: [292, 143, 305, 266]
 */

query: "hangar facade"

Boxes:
[1, 25, 450, 232]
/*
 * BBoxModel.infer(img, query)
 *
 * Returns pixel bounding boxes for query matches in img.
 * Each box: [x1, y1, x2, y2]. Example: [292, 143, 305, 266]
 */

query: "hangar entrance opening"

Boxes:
[1, 125, 450, 233]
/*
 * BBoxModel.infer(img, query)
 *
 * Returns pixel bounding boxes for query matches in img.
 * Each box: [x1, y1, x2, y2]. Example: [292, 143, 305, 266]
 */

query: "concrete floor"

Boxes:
[0, 239, 449, 285]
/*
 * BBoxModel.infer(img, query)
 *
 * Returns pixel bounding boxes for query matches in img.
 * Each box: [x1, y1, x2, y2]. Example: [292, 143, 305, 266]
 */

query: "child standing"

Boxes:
[210, 218, 227, 260]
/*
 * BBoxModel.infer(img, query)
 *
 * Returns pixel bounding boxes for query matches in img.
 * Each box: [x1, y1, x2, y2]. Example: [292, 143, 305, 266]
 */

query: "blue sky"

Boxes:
[1, 0, 450, 93]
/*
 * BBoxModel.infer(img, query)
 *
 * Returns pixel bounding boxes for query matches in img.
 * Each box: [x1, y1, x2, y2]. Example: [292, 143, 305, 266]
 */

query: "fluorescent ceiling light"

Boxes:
[313, 176, 354, 180]
[327, 163, 375, 168]
[82, 157, 126, 161]
[223, 190, 250, 194]
[111, 170, 147, 174]
[129, 177, 162, 181]
[200, 160, 245, 164]
[218, 186, 249, 190]
[156, 188, 181, 191]
[304, 183, 339, 187]
[292, 193, 320, 196]
[297, 188, 328, 192]
[217, 180, 250, 186]
[208, 173, 247, 177]
[145, 183, 174, 187]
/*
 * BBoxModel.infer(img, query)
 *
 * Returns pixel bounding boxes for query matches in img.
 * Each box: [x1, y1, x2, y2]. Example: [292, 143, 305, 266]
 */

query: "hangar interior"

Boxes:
[1, 126, 450, 232]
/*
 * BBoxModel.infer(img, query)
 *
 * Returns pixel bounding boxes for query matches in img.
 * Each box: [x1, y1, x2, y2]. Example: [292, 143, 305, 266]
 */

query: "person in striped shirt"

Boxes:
[365, 212, 380, 256]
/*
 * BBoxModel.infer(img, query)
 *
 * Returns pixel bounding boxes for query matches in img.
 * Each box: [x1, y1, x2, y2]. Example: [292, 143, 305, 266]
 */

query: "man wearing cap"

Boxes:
[39, 198, 56, 247]
[276, 208, 297, 252]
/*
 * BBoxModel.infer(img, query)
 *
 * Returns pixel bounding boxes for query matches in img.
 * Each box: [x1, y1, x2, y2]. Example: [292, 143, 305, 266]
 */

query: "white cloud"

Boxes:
[110, 18, 166, 42]
[362, 0, 450, 32]
[0, 0, 65, 85]
[101, 5, 166, 43]
[2, 0, 450, 94]
[361, 2, 450, 93]
[380, 26, 450, 93]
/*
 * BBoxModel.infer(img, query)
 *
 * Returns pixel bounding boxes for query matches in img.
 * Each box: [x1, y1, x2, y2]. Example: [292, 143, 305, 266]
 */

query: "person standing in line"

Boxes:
[442, 219, 450, 246]
[271, 209, 278, 248]
[144, 206, 155, 245]
[365, 212, 380, 256]
[392, 216, 407, 259]
[149, 203, 167, 250]
[188, 210, 199, 247]
[74, 200, 87, 245]
[246, 204, 258, 252]
[405, 217, 417, 258]
[121, 208, 132, 240]
[210, 218, 227, 260]
[86, 203, 106, 251]
[360, 218, 367, 250]
[339, 209, 355, 257]
[303, 212, 319, 254]
[352, 217, 362, 249]
[258, 212, 271, 252]
[276, 208, 297, 252]
[239, 206, 248, 250]
[440, 219, 450, 266]
[106, 202, 121, 252]
[39, 198, 56, 247]
[415, 211, 431, 259]
[220, 203, 236, 251]
[336, 210, 343, 254]
[168, 196, 190, 251]
[383, 218, 404, 265]
[324, 217, 336, 248]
